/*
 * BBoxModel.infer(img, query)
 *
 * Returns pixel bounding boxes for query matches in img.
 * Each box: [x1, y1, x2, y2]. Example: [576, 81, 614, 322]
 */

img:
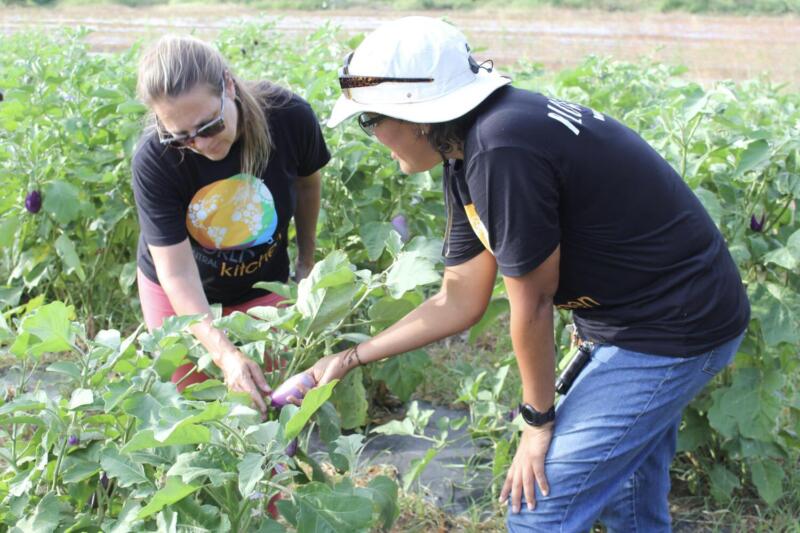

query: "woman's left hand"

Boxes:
[500, 423, 554, 514]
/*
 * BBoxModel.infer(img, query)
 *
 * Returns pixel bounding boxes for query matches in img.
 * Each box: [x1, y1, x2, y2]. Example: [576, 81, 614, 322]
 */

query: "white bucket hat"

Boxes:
[327, 16, 511, 127]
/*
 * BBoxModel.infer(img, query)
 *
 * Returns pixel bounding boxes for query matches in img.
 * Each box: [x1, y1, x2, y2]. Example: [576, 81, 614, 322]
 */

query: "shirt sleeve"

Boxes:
[466, 146, 561, 277]
[131, 140, 189, 247]
[442, 166, 486, 267]
[290, 98, 331, 177]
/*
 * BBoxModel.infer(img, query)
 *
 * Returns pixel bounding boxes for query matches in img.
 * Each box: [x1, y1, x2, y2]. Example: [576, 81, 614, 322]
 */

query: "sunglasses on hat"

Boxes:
[338, 52, 434, 100]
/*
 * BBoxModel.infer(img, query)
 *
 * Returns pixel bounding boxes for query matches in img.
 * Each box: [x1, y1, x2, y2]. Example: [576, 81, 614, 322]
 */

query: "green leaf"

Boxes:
[61, 460, 100, 484]
[68, 388, 94, 410]
[153, 343, 188, 381]
[360, 222, 394, 261]
[100, 447, 149, 488]
[137, 477, 201, 519]
[168, 451, 234, 487]
[253, 280, 295, 299]
[285, 380, 338, 440]
[331, 367, 368, 430]
[43, 180, 82, 225]
[750, 283, 800, 347]
[238, 453, 266, 498]
[404, 447, 439, 492]
[14, 491, 64, 532]
[363, 476, 399, 531]
[385, 251, 440, 298]
[749, 458, 785, 505]
[709, 463, 740, 503]
[762, 228, 800, 271]
[372, 418, 415, 437]
[46, 361, 81, 381]
[54, 233, 86, 281]
[367, 296, 416, 327]
[20, 301, 75, 355]
[109, 500, 142, 533]
[734, 139, 770, 177]
[120, 424, 211, 454]
[373, 350, 430, 402]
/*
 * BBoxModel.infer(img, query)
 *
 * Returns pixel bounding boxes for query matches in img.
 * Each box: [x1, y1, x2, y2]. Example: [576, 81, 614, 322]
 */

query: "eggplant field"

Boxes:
[0, 11, 799, 532]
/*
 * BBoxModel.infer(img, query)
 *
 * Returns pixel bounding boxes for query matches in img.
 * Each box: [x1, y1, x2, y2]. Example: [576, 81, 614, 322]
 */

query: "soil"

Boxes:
[2, 5, 799, 88]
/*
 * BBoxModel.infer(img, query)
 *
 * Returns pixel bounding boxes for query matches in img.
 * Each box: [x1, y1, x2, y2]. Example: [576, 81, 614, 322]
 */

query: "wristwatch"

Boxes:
[519, 403, 555, 427]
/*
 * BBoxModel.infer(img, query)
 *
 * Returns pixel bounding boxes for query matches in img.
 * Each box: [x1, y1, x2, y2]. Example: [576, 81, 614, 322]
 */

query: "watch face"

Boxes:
[520, 403, 554, 426]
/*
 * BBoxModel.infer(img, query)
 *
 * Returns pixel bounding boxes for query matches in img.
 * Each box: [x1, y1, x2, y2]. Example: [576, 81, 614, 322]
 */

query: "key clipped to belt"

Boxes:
[555, 341, 593, 395]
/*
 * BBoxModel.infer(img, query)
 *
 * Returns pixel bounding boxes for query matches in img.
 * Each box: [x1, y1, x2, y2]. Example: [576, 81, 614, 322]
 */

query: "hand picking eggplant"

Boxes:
[270, 372, 315, 408]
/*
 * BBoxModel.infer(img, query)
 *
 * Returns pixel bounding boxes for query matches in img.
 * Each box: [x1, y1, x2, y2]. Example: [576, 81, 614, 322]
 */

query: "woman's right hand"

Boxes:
[309, 350, 359, 387]
[218, 350, 271, 416]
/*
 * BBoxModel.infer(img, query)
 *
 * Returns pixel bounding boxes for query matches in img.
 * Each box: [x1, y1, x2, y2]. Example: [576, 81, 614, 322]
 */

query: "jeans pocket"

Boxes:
[700, 348, 731, 376]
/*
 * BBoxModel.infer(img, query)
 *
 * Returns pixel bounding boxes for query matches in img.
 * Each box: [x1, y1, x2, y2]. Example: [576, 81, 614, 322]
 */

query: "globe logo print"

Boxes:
[187, 174, 278, 250]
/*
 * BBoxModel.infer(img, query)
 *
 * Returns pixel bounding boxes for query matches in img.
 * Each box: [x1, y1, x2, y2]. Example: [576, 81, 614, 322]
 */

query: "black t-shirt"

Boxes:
[444, 86, 749, 357]
[132, 90, 330, 306]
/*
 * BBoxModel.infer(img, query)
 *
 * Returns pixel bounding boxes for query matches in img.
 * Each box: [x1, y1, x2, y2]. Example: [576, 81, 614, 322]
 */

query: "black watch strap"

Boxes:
[519, 403, 555, 427]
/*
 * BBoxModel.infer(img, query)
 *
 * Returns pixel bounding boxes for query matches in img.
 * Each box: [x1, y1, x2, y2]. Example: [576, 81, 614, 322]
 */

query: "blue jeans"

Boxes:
[507, 332, 744, 533]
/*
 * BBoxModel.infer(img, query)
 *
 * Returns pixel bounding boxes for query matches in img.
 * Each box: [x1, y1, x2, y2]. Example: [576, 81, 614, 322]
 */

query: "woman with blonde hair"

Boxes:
[132, 35, 330, 414]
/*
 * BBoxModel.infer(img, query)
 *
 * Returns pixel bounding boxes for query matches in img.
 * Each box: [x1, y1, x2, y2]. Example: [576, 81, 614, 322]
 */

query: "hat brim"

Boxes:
[327, 71, 511, 128]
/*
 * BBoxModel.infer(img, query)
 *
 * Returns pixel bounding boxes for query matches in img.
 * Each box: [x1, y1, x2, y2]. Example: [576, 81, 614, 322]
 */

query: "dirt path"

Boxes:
[2, 5, 799, 88]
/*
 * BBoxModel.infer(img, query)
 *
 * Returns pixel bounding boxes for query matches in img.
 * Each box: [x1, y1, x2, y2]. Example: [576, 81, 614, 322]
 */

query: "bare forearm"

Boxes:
[158, 273, 238, 368]
[357, 290, 484, 365]
[511, 301, 556, 411]
[294, 174, 321, 262]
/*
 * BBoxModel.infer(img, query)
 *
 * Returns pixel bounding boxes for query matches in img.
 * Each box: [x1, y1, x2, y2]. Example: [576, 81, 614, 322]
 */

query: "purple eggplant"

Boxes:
[270, 372, 315, 408]
[285, 438, 298, 457]
[750, 213, 765, 232]
[68, 435, 79, 446]
[391, 214, 410, 243]
[25, 190, 42, 214]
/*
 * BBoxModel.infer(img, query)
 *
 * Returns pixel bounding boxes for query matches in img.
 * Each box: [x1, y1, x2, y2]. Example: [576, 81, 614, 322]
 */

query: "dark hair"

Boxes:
[424, 105, 482, 159]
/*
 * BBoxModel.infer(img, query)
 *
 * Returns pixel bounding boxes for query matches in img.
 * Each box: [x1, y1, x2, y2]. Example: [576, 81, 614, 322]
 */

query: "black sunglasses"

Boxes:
[158, 77, 227, 148]
[358, 112, 386, 136]
[338, 52, 433, 100]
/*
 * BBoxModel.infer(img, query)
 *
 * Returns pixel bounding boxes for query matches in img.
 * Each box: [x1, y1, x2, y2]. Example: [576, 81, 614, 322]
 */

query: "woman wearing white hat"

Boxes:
[311, 16, 749, 531]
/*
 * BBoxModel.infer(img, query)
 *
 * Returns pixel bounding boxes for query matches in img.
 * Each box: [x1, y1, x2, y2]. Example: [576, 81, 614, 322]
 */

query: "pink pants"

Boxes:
[137, 268, 285, 391]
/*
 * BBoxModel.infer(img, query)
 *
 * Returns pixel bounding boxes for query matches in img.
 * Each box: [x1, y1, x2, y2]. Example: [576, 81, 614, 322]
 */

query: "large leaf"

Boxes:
[238, 452, 266, 498]
[361, 476, 399, 531]
[749, 283, 800, 347]
[12, 492, 65, 533]
[108, 500, 143, 533]
[372, 350, 430, 402]
[68, 388, 94, 410]
[360, 222, 394, 261]
[43, 180, 82, 225]
[749, 458, 785, 505]
[168, 451, 234, 487]
[284, 380, 338, 440]
[708, 367, 783, 442]
[19, 301, 75, 355]
[385, 251, 440, 298]
[137, 477, 201, 519]
[54, 233, 86, 281]
[709, 463, 740, 503]
[330, 367, 368, 430]
[762, 228, 800, 271]
[734, 139, 770, 177]
[121, 424, 211, 454]
[100, 447, 149, 488]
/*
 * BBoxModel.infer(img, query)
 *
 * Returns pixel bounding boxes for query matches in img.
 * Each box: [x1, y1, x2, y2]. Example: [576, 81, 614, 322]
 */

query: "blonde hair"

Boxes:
[137, 35, 280, 177]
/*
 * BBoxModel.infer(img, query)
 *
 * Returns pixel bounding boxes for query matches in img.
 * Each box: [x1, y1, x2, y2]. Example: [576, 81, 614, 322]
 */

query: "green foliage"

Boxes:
[1, 19, 798, 524]
[0, 29, 142, 331]
[0, 290, 399, 531]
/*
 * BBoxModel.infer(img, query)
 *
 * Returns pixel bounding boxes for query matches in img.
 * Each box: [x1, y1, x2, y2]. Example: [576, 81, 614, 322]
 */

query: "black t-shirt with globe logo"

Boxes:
[132, 91, 330, 306]
[443, 86, 749, 357]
